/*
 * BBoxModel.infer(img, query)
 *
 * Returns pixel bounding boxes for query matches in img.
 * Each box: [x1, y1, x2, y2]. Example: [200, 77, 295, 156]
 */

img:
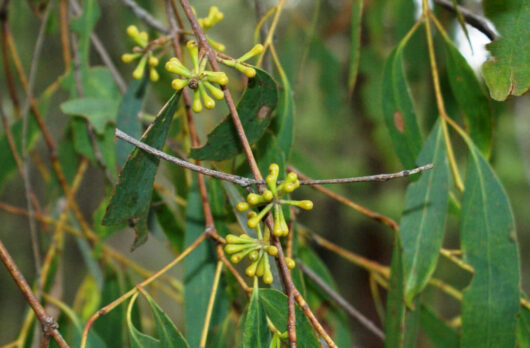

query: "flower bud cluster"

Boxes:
[165, 41, 228, 113]
[236, 164, 313, 237]
[121, 25, 160, 81]
[219, 44, 264, 78]
[197, 6, 226, 52]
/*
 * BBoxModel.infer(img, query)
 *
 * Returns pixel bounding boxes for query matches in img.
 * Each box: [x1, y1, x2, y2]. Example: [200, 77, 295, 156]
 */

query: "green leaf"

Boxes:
[382, 39, 423, 170]
[270, 60, 295, 160]
[141, 291, 189, 348]
[61, 98, 119, 134]
[384, 236, 406, 348]
[127, 295, 161, 348]
[419, 305, 459, 348]
[348, 0, 363, 95]
[259, 289, 320, 348]
[102, 92, 181, 250]
[460, 141, 520, 347]
[442, 36, 492, 158]
[70, 0, 100, 65]
[243, 286, 270, 347]
[184, 180, 226, 347]
[404, 300, 420, 348]
[116, 77, 148, 166]
[190, 68, 278, 161]
[152, 190, 184, 253]
[481, 0, 530, 100]
[400, 123, 449, 304]
[517, 304, 530, 348]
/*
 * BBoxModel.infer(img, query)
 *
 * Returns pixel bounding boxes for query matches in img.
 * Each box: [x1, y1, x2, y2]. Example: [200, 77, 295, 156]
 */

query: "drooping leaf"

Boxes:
[142, 291, 189, 348]
[442, 36, 492, 158]
[481, 0, 530, 100]
[61, 98, 119, 134]
[152, 190, 184, 253]
[116, 77, 148, 166]
[243, 286, 270, 347]
[259, 289, 320, 348]
[190, 68, 278, 161]
[184, 180, 225, 347]
[419, 305, 459, 348]
[460, 141, 520, 347]
[382, 37, 423, 170]
[400, 123, 449, 304]
[348, 0, 363, 96]
[384, 236, 406, 348]
[102, 92, 181, 250]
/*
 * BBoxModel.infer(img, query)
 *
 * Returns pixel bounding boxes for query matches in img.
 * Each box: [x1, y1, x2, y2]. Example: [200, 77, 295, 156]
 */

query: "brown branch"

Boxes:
[0, 0, 21, 119]
[298, 260, 385, 341]
[0, 240, 69, 348]
[433, 0, 497, 41]
[59, 0, 71, 69]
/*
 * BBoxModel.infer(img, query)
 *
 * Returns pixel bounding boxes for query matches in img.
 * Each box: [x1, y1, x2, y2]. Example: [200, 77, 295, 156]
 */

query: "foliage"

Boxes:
[0, 0, 529, 347]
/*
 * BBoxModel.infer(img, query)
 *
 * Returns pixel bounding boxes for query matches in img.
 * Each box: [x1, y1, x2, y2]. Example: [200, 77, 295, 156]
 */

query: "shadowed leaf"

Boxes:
[420, 305, 459, 348]
[243, 286, 270, 347]
[384, 236, 405, 348]
[348, 0, 363, 96]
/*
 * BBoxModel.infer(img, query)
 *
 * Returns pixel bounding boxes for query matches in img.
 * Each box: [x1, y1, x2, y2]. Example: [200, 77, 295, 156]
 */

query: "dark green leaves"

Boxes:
[460, 141, 520, 347]
[420, 305, 459, 348]
[348, 0, 363, 96]
[482, 0, 530, 100]
[400, 123, 449, 303]
[259, 289, 320, 348]
[190, 68, 278, 161]
[382, 40, 423, 170]
[102, 92, 181, 250]
[60, 98, 119, 134]
[384, 237, 406, 348]
[243, 285, 270, 347]
[442, 37, 492, 158]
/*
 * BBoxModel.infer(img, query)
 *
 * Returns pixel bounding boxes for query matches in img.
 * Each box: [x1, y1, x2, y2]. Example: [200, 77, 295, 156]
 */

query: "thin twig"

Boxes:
[298, 260, 385, 341]
[59, 0, 71, 69]
[0, 240, 69, 348]
[119, 0, 168, 33]
[199, 261, 224, 348]
[0, 0, 21, 119]
[433, 0, 497, 41]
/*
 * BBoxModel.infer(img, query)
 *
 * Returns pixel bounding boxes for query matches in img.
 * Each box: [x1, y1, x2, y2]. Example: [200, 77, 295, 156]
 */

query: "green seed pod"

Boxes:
[121, 53, 140, 63]
[149, 67, 159, 82]
[165, 58, 191, 77]
[238, 44, 264, 62]
[132, 56, 147, 80]
[203, 71, 229, 85]
[171, 78, 188, 90]
[203, 81, 224, 100]
[297, 200, 313, 210]
[245, 261, 258, 277]
[263, 269, 273, 284]
[248, 250, 259, 262]
[199, 83, 215, 109]
[236, 202, 250, 212]
[192, 89, 202, 113]
[247, 193, 262, 205]
[262, 190, 274, 202]
[148, 56, 159, 66]
[255, 253, 265, 277]
[266, 245, 278, 256]
[230, 254, 241, 264]
[285, 257, 296, 269]
[224, 243, 249, 254]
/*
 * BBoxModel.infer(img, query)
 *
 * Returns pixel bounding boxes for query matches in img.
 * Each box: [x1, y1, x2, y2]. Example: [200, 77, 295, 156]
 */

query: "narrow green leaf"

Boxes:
[102, 92, 181, 250]
[141, 291, 189, 348]
[61, 98, 119, 134]
[190, 68, 278, 161]
[382, 41, 423, 170]
[243, 286, 270, 347]
[442, 37, 492, 158]
[404, 298, 420, 348]
[152, 190, 184, 252]
[450, 0, 473, 53]
[259, 289, 320, 348]
[517, 305, 530, 348]
[481, 0, 530, 100]
[400, 123, 449, 304]
[270, 69, 294, 160]
[70, 0, 100, 65]
[460, 142, 520, 347]
[116, 77, 148, 166]
[384, 236, 406, 348]
[348, 0, 363, 95]
[127, 295, 161, 348]
[419, 305, 459, 348]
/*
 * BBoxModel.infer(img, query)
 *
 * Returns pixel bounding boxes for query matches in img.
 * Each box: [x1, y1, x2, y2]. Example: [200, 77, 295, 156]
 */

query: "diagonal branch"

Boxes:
[433, 0, 497, 41]
[119, 0, 169, 33]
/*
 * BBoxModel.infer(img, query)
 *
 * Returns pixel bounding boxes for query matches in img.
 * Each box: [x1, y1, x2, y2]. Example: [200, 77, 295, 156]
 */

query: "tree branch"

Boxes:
[433, 0, 497, 41]
[119, 0, 168, 33]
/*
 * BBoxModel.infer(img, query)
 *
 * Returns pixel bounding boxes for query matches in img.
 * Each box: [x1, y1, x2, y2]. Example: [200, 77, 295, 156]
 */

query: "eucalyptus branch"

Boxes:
[298, 260, 385, 341]
[433, 0, 497, 41]
[119, 0, 169, 33]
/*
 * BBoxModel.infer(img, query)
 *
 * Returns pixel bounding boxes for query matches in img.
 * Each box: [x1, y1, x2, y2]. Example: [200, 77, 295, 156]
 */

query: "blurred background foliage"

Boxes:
[0, 0, 529, 347]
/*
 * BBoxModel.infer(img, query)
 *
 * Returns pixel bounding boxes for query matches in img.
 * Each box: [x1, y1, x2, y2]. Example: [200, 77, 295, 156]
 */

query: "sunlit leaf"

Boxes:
[190, 68, 278, 161]
[460, 141, 520, 347]
[400, 123, 449, 304]
[102, 92, 181, 250]
[481, 0, 530, 100]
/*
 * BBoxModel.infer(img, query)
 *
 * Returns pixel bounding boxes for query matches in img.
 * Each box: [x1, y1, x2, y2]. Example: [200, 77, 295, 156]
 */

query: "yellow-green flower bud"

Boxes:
[262, 190, 274, 202]
[256, 254, 265, 277]
[245, 261, 258, 277]
[269, 163, 279, 176]
[236, 202, 250, 212]
[263, 269, 273, 284]
[248, 250, 259, 262]
[285, 257, 296, 269]
[203, 81, 224, 100]
[186, 41, 200, 72]
[149, 67, 159, 82]
[132, 56, 147, 80]
[234, 63, 256, 78]
[225, 234, 242, 244]
[238, 44, 264, 62]
[165, 58, 191, 77]
[282, 182, 296, 193]
[126, 25, 139, 38]
[266, 245, 278, 256]
[148, 56, 159, 66]
[297, 200, 313, 210]
[286, 172, 298, 183]
[247, 216, 260, 229]
[199, 83, 215, 109]
[192, 89, 202, 113]
[224, 244, 249, 254]
[203, 71, 229, 85]
[171, 78, 188, 90]
[207, 37, 226, 52]
[230, 254, 241, 264]
[247, 193, 262, 205]
[121, 53, 140, 63]
[272, 221, 283, 237]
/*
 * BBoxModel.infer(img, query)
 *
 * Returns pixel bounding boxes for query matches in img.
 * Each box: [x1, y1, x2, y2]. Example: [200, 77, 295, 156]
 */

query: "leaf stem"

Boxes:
[199, 261, 224, 348]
